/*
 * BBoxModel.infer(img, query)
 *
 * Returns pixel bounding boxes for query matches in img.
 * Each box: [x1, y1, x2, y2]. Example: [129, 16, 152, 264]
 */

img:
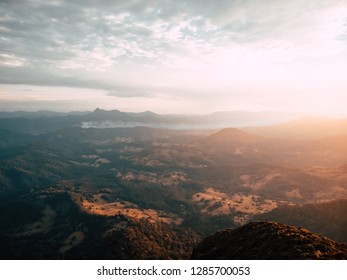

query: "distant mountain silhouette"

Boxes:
[0, 108, 300, 133]
[191, 222, 347, 260]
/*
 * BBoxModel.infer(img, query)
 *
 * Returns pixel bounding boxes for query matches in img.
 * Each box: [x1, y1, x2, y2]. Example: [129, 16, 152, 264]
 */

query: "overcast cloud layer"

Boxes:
[0, 0, 347, 114]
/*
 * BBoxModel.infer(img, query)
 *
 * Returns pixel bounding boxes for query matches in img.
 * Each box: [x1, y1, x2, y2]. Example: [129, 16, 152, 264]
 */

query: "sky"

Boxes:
[0, 0, 347, 115]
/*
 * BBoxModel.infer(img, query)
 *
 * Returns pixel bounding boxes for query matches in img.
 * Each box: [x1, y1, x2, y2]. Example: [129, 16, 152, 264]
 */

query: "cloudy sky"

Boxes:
[0, 0, 347, 114]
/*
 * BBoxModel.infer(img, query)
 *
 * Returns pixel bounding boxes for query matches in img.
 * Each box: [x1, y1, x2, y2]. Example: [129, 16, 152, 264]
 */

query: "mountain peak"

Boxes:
[93, 107, 104, 112]
[93, 108, 121, 113]
[202, 128, 264, 146]
[191, 222, 347, 260]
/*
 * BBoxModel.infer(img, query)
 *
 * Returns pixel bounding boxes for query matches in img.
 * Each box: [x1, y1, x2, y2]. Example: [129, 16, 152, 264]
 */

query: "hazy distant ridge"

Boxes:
[0, 108, 300, 133]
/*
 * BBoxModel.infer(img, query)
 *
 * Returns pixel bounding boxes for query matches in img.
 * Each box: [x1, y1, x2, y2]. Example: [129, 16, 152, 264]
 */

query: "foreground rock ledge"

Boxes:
[191, 221, 347, 260]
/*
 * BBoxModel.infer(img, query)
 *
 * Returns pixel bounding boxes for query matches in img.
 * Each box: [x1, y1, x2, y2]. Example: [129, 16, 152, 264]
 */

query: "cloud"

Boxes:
[0, 65, 155, 98]
[0, 54, 28, 67]
[0, 0, 347, 110]
[337, 34, 347, 41]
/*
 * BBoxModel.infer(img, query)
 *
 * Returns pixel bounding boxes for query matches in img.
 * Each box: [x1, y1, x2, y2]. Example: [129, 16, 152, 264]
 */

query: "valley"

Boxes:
[0, 109, 346, 259]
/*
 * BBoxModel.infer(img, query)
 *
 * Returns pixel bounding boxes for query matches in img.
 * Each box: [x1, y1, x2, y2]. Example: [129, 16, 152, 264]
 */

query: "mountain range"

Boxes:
[0, 108, 346, 259]
[0, 108, 300, 134]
